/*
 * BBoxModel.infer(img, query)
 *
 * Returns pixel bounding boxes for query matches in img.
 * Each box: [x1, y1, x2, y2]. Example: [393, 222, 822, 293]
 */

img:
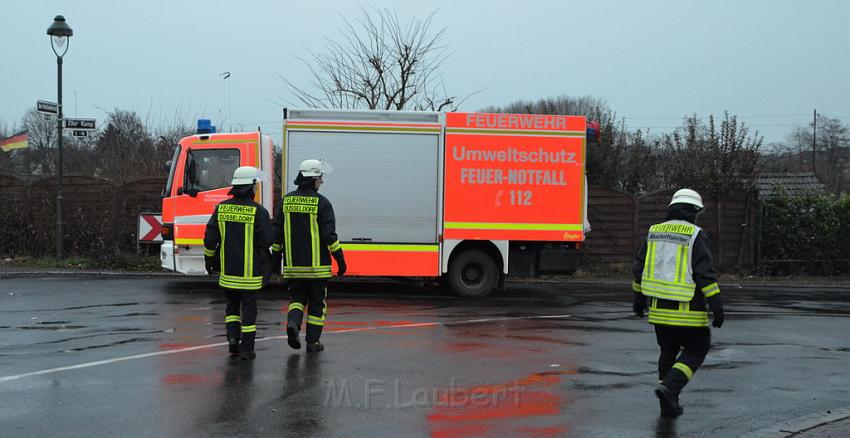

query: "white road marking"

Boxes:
[0, 313, 571, 384]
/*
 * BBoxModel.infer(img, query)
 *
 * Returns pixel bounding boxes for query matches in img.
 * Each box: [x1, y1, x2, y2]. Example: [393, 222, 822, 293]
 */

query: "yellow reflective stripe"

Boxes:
[244, 223, 251, 277]
[642, 279, 694, 293]
[702, 283, 721, 298]
[672, 362, 694, 380]
[342, 244, 439, 252]
[248, 222, 254, 275]
[649, 309, 709, 320]
[642, 276, 695, 289]
[648, 308, 709, 327]
[307, 315, 325, 326]
[241, 325, 256, 333]
[284, 212, 292, 266]
[225, 315, 241, 323]
[641, 287, 693, 300]
[328, 240, 341, 252]
[284, 266, 332, 271]
[310, 213, 320, 267]
[204, 247, 216, 257]
[675, 245, 685, 283]
[632, 281, 642, 293]
[271, 243, 281, 252]
[645, 242, 655, 280]
[283, 271, 332, 279]
[219, 273, 264, 290]
[289, 302, 305, 312]
[283, 265, 331, 274]
[648, 315, 709, 327]
[175, 238, 204, 245]
[444, 221, 583, 231]
[218, 219, 226, 271]
[219, 274, 265, 284]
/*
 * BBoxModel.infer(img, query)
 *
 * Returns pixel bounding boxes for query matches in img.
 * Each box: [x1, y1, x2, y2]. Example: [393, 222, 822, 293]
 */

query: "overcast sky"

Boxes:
[2, 0, 848, 144]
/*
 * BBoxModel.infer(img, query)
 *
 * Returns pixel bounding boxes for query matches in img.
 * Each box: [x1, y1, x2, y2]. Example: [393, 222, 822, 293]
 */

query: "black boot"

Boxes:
[226, 322, 241, 356]
[239, 332, 256, 360]
[305, 322, 323, 353]
[286, 322, 301, 350]
[654, 384, 683, 417]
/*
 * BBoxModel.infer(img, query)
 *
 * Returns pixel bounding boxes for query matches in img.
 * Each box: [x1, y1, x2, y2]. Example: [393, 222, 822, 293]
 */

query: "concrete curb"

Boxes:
[742, 406, 850, 437]
[0, 269, 183, 278]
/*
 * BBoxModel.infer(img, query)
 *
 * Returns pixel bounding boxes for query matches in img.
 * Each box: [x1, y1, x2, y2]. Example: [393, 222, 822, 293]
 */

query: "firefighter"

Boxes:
[203, 166, 274, 360]
[272, 159, 346, 353]
[632, 188, 725, 417]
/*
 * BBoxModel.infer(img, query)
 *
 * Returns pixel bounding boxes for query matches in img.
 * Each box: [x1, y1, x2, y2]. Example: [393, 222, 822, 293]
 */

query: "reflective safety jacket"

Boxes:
[633, 219, 721, 327]
[272, 187, 343, 279]
[203, 197, 274, 290]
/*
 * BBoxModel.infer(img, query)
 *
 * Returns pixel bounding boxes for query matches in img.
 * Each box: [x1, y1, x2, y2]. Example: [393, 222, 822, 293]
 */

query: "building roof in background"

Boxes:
[755, 172, 826, 199]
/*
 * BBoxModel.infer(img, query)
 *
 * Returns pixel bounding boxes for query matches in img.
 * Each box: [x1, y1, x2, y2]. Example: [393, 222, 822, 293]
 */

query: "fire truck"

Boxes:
[161, 110, 592, 297]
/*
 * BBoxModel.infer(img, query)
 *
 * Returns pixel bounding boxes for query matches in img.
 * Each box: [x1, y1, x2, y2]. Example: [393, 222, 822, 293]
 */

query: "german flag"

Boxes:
[0, 131, 28, 152]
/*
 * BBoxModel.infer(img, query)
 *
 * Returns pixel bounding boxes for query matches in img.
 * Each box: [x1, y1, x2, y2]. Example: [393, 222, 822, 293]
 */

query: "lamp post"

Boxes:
[47, 15, 73, 260]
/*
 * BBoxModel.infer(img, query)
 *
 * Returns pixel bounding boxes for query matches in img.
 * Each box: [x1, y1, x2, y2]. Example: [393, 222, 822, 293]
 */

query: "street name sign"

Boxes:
[65, 118, 96, 130]
[37, 100, 59, 115]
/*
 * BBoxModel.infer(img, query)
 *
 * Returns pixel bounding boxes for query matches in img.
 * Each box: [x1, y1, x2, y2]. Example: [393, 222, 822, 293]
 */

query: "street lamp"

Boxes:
[47, 15, 72, 260]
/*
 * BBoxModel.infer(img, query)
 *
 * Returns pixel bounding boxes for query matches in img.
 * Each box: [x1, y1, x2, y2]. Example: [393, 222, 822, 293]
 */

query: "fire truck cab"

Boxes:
[160, 119, 275, 275]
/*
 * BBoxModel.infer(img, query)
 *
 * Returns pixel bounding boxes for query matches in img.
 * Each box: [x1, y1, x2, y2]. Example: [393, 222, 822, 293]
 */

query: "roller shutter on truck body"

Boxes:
[283, 109, 444, 276]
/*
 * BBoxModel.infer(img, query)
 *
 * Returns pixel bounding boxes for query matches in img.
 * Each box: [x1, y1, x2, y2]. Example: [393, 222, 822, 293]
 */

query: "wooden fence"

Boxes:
[0, 174, 756, 272]
[582, 187, 755, 272]
[0, 173, 164, 256]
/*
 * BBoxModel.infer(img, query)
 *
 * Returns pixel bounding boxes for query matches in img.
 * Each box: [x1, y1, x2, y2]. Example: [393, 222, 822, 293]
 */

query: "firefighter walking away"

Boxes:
[632, 188, 725, 417]
[272, 159, 346, 353]
[204, 166, 274, 360]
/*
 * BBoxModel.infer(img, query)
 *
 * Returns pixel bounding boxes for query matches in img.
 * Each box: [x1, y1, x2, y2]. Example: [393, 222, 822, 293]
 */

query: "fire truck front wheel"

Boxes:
[447, 250, 499, 298]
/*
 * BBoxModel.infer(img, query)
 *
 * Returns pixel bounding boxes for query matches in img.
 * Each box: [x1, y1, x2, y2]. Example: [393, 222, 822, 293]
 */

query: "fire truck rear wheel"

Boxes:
[448, 250, 498, 298]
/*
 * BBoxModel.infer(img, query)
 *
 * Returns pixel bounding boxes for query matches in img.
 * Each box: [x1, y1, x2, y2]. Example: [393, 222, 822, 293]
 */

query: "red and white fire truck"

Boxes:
[161, 110, 592, 297]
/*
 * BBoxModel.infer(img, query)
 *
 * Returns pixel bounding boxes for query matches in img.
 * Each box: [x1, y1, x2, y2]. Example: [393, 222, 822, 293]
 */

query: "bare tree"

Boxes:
[17, 109, 60, 177]
[283, 8, 466, 111]
[93, 109, 157, 183]
[764, 116, 850, 193]
[815, 115, 850, 193]
[660, 112, 762, 198]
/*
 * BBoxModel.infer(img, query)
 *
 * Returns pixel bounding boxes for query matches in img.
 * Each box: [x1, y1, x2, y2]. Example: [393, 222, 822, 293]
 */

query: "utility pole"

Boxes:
[812, 109, 817, 176]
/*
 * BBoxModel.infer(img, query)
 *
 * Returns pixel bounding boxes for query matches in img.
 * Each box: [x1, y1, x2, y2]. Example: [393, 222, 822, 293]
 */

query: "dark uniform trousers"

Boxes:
[287, 280, 327, 343]
[225, 290, 259, 351]
[655, 325, 711, 394]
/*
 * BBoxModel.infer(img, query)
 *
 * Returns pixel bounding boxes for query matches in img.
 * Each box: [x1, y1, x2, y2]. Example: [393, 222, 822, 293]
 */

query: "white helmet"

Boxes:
[299, 158, 333, 177]
[670, 188, 704, 209]
[231, 166, 264, 185]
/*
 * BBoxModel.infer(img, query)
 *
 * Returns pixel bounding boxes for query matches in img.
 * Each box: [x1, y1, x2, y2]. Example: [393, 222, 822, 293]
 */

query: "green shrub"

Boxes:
[760, 192, 850, 275]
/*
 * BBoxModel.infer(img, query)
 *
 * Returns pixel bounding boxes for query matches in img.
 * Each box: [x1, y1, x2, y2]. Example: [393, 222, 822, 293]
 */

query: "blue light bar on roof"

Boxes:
[197, 119, 216, 134]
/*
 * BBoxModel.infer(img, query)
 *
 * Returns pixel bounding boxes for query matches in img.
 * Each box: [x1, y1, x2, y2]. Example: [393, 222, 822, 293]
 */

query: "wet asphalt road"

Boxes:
[1, 276, 849, 437]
